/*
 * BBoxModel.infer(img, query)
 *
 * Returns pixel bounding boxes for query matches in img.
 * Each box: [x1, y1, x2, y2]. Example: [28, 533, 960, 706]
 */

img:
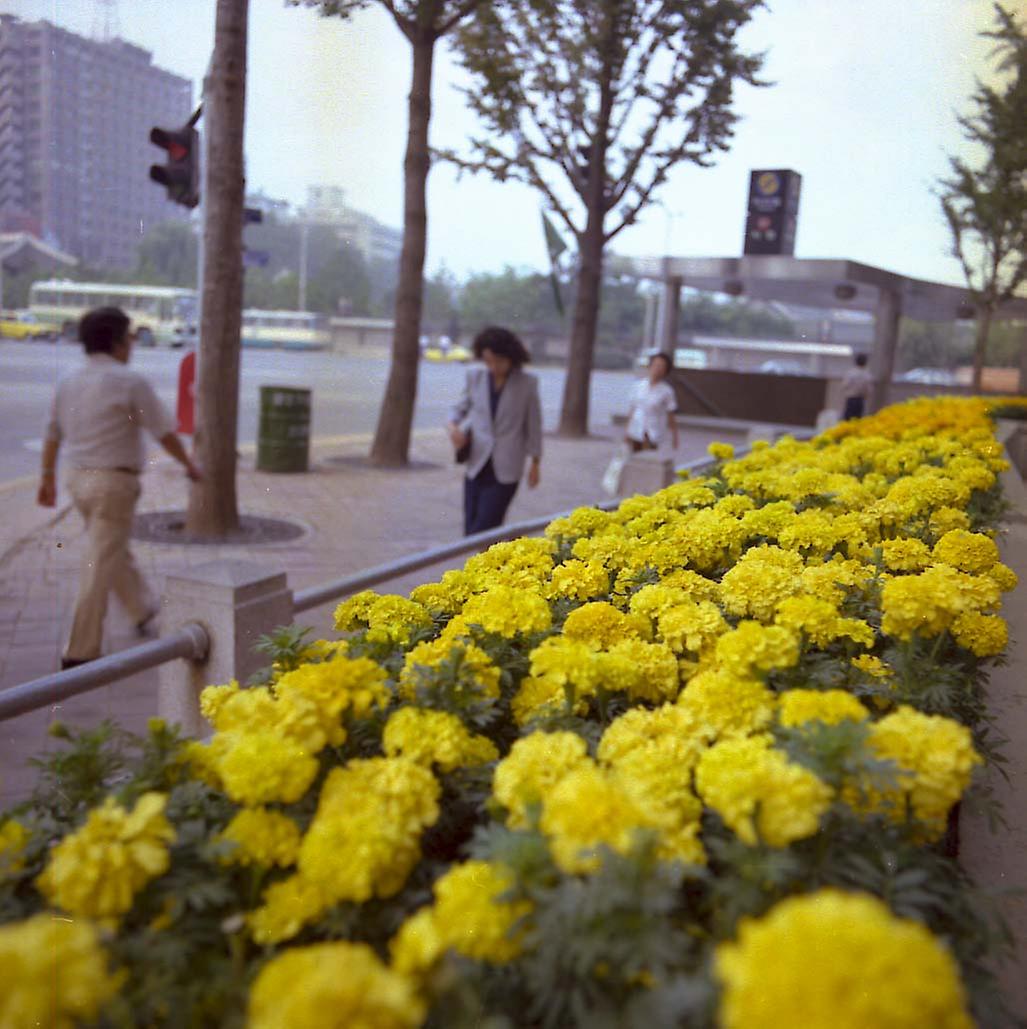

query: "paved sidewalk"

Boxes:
[0, 424, 730, 804]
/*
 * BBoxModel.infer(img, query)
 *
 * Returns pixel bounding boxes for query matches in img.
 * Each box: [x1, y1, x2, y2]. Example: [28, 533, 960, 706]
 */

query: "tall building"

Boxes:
[0, 15, 192, 270]
[304, 185, 402, 266]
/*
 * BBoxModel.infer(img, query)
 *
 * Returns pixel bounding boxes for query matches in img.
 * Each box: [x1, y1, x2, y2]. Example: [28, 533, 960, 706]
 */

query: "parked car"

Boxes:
[0, 310, 54, 341]
[758, 359, 809, 376]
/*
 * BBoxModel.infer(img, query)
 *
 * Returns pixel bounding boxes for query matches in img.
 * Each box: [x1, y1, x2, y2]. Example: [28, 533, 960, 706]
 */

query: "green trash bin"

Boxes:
[257, 386, 311, 473]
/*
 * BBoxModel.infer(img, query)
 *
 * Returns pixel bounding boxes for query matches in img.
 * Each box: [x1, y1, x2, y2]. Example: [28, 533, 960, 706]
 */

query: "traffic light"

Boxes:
[149, 124, 199, 208]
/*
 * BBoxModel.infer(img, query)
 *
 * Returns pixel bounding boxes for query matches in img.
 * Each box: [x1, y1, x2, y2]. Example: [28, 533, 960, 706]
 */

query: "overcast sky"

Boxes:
[11, 0, 1016, 286]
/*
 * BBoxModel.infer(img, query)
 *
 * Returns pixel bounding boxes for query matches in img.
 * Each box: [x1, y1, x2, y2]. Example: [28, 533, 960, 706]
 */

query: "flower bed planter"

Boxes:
[1, 395, 1025, 1028]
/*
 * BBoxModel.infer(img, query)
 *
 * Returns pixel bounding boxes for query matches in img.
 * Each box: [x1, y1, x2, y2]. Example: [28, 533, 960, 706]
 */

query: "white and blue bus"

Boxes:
[241, 310, 330, 351]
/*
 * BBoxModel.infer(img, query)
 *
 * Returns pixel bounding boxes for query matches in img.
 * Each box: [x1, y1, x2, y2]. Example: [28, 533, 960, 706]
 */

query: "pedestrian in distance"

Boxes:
[37, 306, 202, 670]
[625, 352, 680, 452]
[839, 352, 873, 420]
[448, 326, 542, 536]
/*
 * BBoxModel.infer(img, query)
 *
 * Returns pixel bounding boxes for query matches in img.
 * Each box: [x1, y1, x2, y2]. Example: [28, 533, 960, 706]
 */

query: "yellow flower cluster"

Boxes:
[248, 941, 424, 1029]
[461, 584, 552, 637]
[334, 590, 432, 645]
[0, 818, 29, 878]
[194, 658, 390, 805]
[248, 757, 439, 944]
[696, 735, 832, 847]
[715, 889, 972, 1029]
[383, 707, 498, 771]
[865, 706, 982, 839]
[399, 636, 501, 700]
[0, 914, 120, 1029]
[492, 731, 591, 828]
[36, 792, 174, 924]
[219, 807, 301, 868]
[391, 860, 531, 974]
[777, 689, 869, 727]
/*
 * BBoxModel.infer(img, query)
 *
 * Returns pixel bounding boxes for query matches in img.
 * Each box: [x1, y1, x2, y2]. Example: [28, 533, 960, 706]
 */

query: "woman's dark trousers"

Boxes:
[464, 460, 518, 535]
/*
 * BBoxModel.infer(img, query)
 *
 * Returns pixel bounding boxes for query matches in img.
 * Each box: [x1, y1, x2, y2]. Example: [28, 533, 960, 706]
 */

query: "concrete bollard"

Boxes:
[619, 451, 675, 496]
[815, 408, 840, 432]
[158, 561, 293, 736]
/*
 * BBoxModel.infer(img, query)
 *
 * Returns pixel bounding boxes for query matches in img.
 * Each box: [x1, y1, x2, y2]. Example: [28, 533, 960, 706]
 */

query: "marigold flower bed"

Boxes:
[1, 395, 1023, 1028]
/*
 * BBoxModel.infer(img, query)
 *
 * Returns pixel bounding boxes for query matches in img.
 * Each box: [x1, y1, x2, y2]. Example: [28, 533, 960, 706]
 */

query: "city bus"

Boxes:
[241, 310, 330, 351]
[28, 280, 197, 347]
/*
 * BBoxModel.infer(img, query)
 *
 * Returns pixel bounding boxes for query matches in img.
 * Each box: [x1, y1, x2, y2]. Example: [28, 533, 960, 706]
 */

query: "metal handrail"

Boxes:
[0, 623, 209, 721]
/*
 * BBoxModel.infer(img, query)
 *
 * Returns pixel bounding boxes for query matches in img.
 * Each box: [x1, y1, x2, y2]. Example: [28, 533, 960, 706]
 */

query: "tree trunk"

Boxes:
[558, 215, 605, 437]
[1018, 323, 1027, 395]
[185, 0, 248, 536]
[971, 302, 994, 393]
[370, 33, 434, 467]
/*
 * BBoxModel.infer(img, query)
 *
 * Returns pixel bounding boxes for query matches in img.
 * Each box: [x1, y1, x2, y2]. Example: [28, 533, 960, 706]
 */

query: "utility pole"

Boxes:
[298, 220, 309, 312]
[185, 0, 248, 536]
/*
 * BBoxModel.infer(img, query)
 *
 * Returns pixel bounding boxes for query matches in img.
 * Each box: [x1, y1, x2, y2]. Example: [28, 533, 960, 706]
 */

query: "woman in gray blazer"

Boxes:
[447, 326, 543, 535]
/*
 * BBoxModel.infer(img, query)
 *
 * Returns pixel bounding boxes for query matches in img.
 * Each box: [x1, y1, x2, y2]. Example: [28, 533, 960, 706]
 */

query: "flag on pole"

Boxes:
[541, 210, 568, 316]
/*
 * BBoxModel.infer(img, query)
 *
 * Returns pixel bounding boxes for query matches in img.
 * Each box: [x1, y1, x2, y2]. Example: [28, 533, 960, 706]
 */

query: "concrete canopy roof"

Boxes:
[0, 233, 77, 271]
[628, 255, 1027, 324]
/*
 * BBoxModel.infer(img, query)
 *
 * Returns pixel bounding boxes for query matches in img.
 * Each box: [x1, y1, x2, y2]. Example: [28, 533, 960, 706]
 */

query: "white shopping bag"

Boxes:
[601, 444, 630, 496]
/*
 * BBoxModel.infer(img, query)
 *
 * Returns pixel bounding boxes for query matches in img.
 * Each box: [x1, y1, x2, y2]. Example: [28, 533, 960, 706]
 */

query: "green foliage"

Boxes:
[250, 623, 316, 684]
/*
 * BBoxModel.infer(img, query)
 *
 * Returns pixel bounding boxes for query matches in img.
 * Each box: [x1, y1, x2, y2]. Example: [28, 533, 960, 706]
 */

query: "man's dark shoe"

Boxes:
[60, 657, 93, 671]
[136, 609, 160, 638]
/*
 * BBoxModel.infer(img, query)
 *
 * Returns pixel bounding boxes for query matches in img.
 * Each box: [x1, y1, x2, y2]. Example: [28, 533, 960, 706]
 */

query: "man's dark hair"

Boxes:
[472, 326, 531, 367]
[79, 306, 130, 355]
[855, 353, 869, 367]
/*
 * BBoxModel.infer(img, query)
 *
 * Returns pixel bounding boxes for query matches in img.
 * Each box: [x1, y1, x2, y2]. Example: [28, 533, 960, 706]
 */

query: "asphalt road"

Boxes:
[0, 340, 633, 483]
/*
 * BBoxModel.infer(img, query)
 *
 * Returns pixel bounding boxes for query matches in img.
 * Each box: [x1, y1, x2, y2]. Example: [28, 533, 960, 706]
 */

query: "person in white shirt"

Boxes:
[38, 306, 201, 670]
[625, 352, 680, 451]
[838, 353, 873, 420]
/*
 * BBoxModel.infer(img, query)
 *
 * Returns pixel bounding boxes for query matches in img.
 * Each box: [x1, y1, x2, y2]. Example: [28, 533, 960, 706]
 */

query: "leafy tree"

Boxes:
[135, 220, 199, 287]
[444, 0, 766, 435]
[294, 0, 489, 466]
[678, 293, 796, 340]
[938, 2, 1027, 391]
[896, 319, 974, 373]
[460, 266, 562, 336]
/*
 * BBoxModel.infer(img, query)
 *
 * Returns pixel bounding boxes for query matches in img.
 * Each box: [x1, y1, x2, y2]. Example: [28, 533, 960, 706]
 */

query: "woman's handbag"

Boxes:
[601, 442, 630, 496]
[455, 429, 472, 464]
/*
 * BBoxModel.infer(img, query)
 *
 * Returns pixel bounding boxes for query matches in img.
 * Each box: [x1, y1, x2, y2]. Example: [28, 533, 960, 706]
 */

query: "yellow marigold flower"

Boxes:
[652, 478, 719, 510]
[677, 667, 775, 740]
[461, 585, 552, 637]
[708, 441, 736, 461]
[248, 873, 326, 946]
[209, 731, 320, 806]
[561, 600, 649, 649]
[383, 707, 498, 771]
[715, 890, 972, 1029]
[464, 537, 555, 591]
[738, 500, 798, 542]
[409, 569, 473, 614]
[493, 731, 591, 828]
[334, 590, 432, 645]
[511, 673, 586, 725]
[598, 705, 703, 765]
[540, 763, 652, 874]
[274, 656, 390, 748]
[394, 860, 531, 975]
[657, 568, 722, 602]
[248, 941, 425, 1029]
[928, 506, 971, 538]
[777, 508, 849, 556]
[695, 736, 832, 847]
[399, 636, 501, 701]
[0, 818, 30, 878]
[0, 914, 120, 1029]
[571, 531, 638, 571]
[851, 654, 893, 680]
[879, 537, 933, 572]
[881, 564, 1000, 640]
[800, 557, 873, 606]
[545, 505, 615, 544]
[987, 560, 1018, 592]
[865, 706, 982, 839]
[951, 612, 1008, 657]
[932, 528, 1000, 574]
[774, 595, 875, 649]
[719, 545, 804, 622]
[298, 759, 440, 906]
[715, 621, 800, 678]
[714, 494, 755, 517]
[599, 638, 680, 703]
[199, 680, 241, 724]
[777, 689, 869, 727]
[219, 808, 301, 868]
[629, 583, 694, 621]
[668, 507, 747, 572]
[657, 599, 728, 656]
[546, 558, 610, 602]
[37, 792, 175, 924]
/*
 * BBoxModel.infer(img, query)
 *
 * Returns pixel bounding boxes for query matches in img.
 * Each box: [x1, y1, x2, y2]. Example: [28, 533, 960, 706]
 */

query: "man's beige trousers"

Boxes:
[65, 469, 152, 661]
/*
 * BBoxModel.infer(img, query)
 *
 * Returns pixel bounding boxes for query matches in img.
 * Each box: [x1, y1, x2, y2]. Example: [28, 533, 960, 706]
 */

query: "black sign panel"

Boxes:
[743, 169, 801, 256]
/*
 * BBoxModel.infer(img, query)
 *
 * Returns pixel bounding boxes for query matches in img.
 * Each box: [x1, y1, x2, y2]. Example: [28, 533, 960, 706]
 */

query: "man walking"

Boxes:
[838, 352, 873, 420]
[37, 307, 201, 669]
